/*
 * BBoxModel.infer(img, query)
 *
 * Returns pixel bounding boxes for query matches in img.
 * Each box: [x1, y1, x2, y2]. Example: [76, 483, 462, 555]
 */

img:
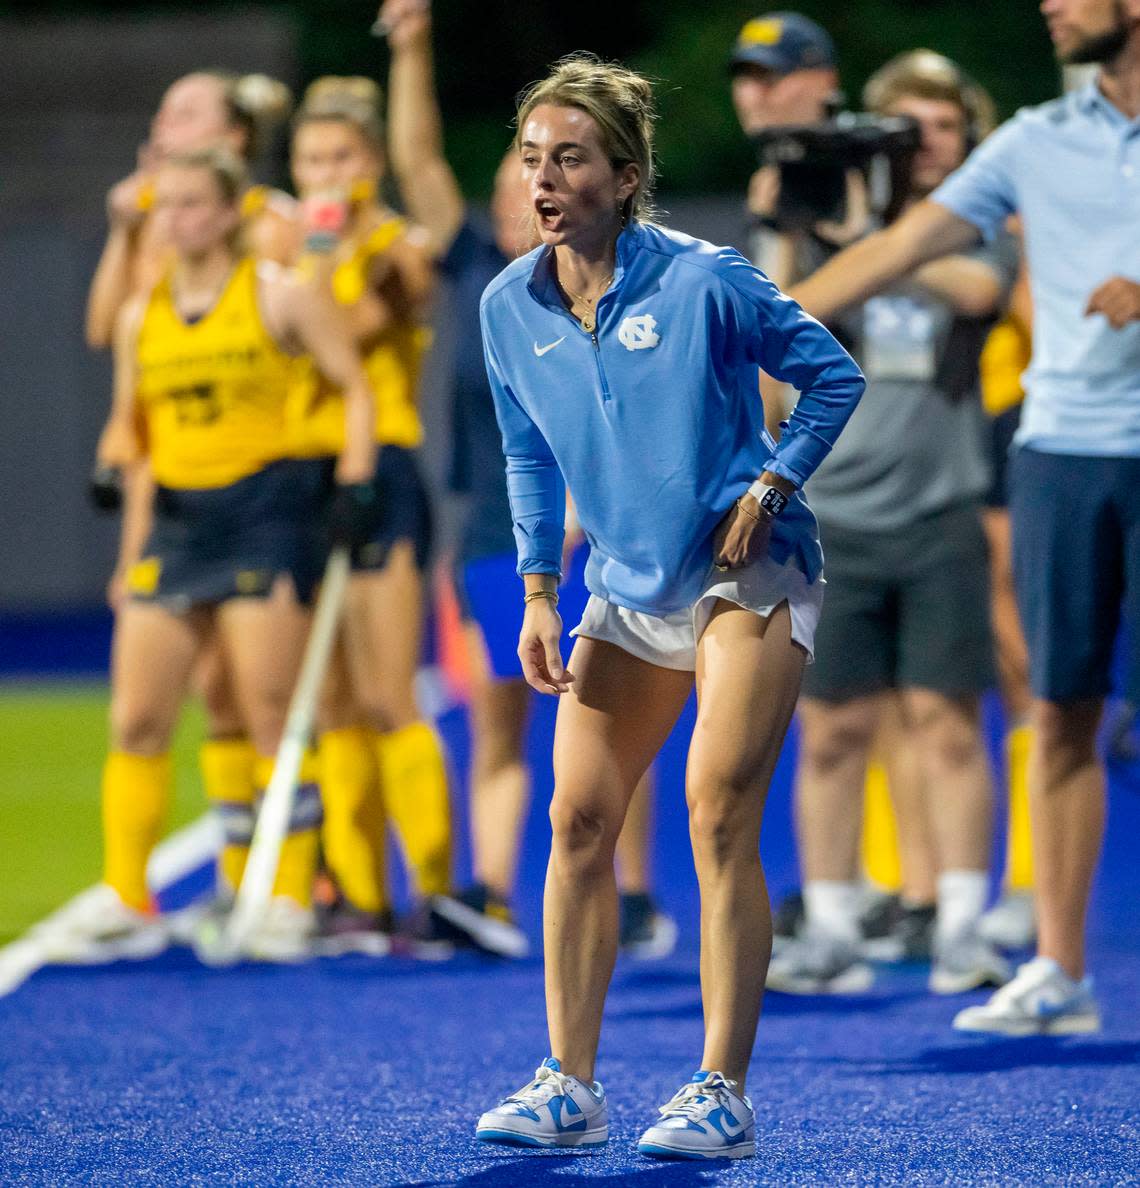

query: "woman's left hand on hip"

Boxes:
[713, 497, 771, 571]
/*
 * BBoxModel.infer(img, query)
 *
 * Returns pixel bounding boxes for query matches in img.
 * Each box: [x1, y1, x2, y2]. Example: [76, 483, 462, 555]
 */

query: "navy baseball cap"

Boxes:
[730, 12, 836, 75]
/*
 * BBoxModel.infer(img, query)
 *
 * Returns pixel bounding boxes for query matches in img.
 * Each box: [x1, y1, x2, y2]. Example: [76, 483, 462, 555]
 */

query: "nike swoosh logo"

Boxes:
[533, 336, 566, 357]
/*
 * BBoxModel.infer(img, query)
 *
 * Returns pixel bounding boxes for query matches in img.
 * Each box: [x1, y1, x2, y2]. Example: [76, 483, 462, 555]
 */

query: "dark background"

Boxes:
[0, 1, 1060, 622]
[2, 1, 1060, 196]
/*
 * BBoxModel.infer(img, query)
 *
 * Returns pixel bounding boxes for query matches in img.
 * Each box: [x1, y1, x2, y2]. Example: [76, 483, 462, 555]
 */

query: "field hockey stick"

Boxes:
[218, 546, 351, 959]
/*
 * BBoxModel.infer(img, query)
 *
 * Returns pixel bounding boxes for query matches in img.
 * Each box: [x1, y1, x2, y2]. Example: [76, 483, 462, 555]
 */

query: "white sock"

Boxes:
[803, 880, 860, 944]
[936, 869, 989, 944]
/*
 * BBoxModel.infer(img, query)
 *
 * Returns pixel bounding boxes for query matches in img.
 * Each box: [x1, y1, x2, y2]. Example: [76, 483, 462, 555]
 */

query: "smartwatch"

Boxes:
[747, 480, 790, 518]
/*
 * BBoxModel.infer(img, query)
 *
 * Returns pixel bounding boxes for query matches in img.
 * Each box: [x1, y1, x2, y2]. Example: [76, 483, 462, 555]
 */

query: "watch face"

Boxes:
[760, 487, 788, 516]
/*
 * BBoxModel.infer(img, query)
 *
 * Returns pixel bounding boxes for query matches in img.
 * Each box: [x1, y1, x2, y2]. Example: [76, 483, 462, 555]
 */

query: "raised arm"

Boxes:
[99, 297, 148, 468]
[380, 0, 466, 257]
[789, 199, 981, 325]
[86, 172, 151, 348]
[271, 273, 376, 484]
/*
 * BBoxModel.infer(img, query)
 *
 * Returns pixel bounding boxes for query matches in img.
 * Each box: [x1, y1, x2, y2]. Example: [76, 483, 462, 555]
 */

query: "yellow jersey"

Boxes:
[135, 257, 295, 489]
[289, 217, 428, 458]
[979, 314, 1031, 418]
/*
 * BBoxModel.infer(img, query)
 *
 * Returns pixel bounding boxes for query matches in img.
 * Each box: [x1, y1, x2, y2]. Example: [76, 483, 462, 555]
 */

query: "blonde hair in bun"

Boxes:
[296, 76, 384, 151]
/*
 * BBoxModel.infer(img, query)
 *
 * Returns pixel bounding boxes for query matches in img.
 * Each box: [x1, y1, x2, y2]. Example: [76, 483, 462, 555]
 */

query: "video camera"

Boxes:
[751, 112, 920, 231]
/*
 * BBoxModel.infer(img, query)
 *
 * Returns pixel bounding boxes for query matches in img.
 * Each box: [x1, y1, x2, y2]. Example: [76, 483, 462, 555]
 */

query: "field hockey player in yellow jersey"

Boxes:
[288, 78, 475, 955]
[84, 71, 308, 924]
[54, 147, 375, 963]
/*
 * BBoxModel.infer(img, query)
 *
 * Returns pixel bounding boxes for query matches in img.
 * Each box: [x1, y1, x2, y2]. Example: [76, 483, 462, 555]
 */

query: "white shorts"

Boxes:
[570, 555, 824, 673]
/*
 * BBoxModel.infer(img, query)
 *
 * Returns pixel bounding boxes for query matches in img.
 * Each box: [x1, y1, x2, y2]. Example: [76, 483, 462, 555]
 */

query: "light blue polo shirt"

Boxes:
[932, 80, 1140, 456]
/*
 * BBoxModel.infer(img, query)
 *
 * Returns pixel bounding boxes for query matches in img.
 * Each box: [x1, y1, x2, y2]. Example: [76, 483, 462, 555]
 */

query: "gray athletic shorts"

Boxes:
[570, 555, 824, 672]
[803, 502, 994, 701]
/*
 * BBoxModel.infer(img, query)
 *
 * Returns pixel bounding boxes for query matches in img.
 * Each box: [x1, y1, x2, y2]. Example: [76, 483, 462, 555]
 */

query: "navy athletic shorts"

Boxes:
[297, 445, 435, 581]
[129, 459, 326, 611]
[1010, 446, 1140, 703]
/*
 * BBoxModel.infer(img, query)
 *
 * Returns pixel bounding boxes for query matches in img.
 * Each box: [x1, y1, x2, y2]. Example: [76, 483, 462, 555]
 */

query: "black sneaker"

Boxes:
[314, 895, 393, 957]
[859, 892, 902, 960]
[771, 889, 805, 952]
[894, 903, 936, 961]
[394, 900, 457, 961]
[619, 892, 678, 960]
[861, 897, 936, 962]
[430, 885, 530, 959]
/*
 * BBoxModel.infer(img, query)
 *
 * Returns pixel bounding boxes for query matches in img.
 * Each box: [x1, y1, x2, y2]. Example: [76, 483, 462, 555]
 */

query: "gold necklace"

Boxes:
[561, 272, 613, 333]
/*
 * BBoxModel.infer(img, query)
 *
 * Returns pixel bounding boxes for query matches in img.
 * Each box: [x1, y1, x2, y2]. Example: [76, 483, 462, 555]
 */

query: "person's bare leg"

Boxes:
[215, 578, 310, 757]
[110, 603, 208, 755]
[901, 690, 992, 876]
[983, 507, 1036, 900]
[615, 771, 653, 894]
[545, 637, 692, 1081]
[1030, 698, 1104, 979]
[796, 694, 881, 883]
[465, 622, 531, 898]
[878, 696, 936, 904]
[342, 542, 424, 733]
[983, 509, 1033, 723]
[690, 601, 805, 1090]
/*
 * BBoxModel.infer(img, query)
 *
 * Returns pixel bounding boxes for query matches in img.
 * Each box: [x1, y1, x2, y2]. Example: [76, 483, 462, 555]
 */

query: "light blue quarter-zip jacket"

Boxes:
[479, 221, 865, 616]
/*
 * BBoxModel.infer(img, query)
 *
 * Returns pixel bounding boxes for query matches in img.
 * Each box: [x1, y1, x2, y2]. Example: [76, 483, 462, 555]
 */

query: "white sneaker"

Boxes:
[243, 897, 315, 963]
[978, 891, 1036, 950]
[37, 885, 168, 964]
[766, 933, 874, 995]
[475, 1058, 608, 1149]
[930, 932, 1012, 995]
[953, 956, 1101, 1036]
[638, 1071, 755, 1160]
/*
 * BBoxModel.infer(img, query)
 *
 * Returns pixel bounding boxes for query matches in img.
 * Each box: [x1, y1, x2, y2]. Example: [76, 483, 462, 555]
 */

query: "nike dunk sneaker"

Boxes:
[475, 1058, 608, 1149]
[638, 1070, 755, 1160]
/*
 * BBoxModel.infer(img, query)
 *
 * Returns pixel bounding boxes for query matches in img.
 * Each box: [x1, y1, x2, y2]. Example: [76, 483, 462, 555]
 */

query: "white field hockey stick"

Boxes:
[218, 546, 351, 959]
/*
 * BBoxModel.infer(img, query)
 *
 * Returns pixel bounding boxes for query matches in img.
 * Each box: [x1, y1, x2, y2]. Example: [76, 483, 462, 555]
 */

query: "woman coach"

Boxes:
[474, 54, 865, 1160]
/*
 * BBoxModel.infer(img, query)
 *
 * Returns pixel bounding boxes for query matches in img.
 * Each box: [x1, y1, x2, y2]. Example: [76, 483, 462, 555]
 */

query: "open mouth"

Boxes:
[535, 197, 564, 231]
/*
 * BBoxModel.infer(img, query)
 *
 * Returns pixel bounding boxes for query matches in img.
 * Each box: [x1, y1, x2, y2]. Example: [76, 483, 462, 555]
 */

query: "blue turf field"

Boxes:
[2, 694, 1138, 1185]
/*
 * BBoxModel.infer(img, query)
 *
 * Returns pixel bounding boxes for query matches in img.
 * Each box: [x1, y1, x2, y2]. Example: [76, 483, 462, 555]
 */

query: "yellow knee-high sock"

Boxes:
[1005, 723, 1034, 891]
[200, 737, 256, 893]
[861, 760, 902, 893]
[375, 721, 452, 898]
[253, 752, 322, 908]
[319, 727, 389, 914]
[101, 751, 172, 911]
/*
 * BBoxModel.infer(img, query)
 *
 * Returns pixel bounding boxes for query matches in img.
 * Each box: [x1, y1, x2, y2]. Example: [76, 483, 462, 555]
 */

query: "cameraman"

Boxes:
[766, 52, 1017, 996]
[728, 12, 844, 279]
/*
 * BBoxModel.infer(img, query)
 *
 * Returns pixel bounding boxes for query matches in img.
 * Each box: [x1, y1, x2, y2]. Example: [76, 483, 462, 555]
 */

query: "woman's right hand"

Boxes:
[518, 600, 573, 696]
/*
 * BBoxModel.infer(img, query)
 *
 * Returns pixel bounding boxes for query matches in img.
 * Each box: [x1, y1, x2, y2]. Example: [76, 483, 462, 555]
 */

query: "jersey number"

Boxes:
[169, 383, 221, 426]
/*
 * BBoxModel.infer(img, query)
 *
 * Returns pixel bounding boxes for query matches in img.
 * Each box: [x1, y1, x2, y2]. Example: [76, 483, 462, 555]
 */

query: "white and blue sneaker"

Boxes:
[638, 1070, 755, 1160]
[953, 956, 1101, 1036]
[475, 1058, 608, 1149]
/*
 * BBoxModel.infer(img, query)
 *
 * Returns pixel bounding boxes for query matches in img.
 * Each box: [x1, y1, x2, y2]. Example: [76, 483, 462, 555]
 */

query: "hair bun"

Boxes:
[235, 73, 295, 124]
